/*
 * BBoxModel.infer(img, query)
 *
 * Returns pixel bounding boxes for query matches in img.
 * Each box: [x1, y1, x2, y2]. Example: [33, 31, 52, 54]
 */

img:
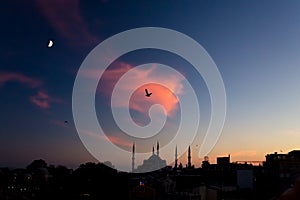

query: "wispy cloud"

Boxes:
[0, 72, 42, 88]
[230, 150, 257, 158]
[36, 0, 99, 47]
[106, 135, 132, 148]
[30, 91, 61, 110]
[0, 71, 61, 110]
[285, 129, 300, 137]
[80, 129, 132, 148]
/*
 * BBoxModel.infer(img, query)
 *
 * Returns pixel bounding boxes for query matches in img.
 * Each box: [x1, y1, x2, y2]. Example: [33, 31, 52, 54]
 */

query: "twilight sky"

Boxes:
[1, 0, 300, 170]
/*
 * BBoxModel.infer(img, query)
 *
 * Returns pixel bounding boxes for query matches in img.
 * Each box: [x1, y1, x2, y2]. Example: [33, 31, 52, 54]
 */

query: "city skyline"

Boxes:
[1, 1, 300, 170]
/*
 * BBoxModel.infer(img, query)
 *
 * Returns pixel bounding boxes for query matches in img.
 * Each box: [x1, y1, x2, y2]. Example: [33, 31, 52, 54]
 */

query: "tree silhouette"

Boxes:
[26, 159, 47, 171]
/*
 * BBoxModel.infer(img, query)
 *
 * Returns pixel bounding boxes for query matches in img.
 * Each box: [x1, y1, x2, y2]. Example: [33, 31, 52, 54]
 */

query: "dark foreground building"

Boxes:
[1, 150, 300, 199]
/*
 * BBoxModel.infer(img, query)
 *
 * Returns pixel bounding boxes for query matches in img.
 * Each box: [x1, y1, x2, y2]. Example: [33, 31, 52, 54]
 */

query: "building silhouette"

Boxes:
[186, 145, 194, 169]
[132, 141, 167, 173]
[132, 143, 135, 173]
[174, 145, 178, 170]
[132, 143, 197, 172]
[264, 150, 300, 178]
[217, 155, 230, 165]
[2, 149, 300, 199]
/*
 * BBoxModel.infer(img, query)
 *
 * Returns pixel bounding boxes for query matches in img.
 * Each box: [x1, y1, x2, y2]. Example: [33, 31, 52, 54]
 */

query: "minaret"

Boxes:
[157, 141, 159, 157]
[187, 145, 191, 168]
[132, 143, 135, 172]
[175, 145, 178, 169]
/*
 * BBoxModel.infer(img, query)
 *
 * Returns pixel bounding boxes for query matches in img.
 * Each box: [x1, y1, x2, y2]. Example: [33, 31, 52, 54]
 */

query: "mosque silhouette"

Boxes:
[131, 141, 193, 173]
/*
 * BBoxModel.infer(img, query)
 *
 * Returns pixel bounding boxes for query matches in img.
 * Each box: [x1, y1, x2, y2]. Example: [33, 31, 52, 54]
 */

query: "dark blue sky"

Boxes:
[1, 0, 300, 169]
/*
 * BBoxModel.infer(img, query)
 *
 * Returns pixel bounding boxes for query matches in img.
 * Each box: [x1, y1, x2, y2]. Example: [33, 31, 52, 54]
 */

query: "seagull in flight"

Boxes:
[145, 89, 152, 97]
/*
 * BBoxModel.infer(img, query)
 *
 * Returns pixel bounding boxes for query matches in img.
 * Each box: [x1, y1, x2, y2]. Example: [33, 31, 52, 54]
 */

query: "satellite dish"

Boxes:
[47, 40, 53, 48]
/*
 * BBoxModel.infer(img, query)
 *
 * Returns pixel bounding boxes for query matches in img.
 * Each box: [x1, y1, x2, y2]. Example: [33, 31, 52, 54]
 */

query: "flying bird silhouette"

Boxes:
[145, 89, 152, 97]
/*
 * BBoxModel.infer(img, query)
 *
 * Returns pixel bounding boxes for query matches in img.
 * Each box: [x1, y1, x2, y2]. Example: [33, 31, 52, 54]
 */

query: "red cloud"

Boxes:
[0, 71, 61, 110]
[97, 62, 184, 117]
[106, 135, 132, 148]
[130, 84, 179, 117]
[30, 91, 62, 110]
[231, 150, 257, 158]
[36, 0, 99, 47]
[30, 91, 50, 109]
[80, 129, 132, 148]
[0, 72, 42, 88]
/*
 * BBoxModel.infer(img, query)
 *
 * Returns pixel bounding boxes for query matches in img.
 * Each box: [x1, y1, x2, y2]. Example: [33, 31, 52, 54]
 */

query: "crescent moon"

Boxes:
[48, 40, 53, 48]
